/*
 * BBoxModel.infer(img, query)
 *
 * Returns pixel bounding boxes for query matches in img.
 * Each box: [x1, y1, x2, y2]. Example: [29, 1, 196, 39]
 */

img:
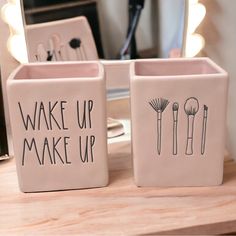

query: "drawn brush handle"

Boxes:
[186, 115, 195, 155]
[201, 107, 208, 155]
[173, 110, 178, 121]
[75, 49, 81, 60]
[172, 102, 179, 155]
[81, 45, 87, 60]
[173, 121, 177, 155]
[157, 111, 162, 155]
[173, 111, 178, 155]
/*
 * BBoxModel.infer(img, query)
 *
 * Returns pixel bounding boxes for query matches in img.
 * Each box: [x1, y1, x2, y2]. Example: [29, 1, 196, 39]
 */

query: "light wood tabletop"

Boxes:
[1, 146, 236, 235]
[1, 98, 236, 235]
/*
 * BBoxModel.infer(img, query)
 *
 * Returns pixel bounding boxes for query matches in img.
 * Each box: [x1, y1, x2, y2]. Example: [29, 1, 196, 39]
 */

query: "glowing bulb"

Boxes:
[7, 0, 18, 4]
[7, 34, 28, 63]
[185, 34, 205, 58]
[1, 2, 23, 33]
[189, 0, 199, 4]
[188, 3, 206, 34]
[1, 0, 28, 63]
[184, 0, 206, 57]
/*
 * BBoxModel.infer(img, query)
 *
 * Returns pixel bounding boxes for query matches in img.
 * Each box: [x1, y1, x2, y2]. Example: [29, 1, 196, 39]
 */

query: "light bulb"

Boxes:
[189, 0, 199, 5]
[1, 0, 28, 63]
[188, 3, 206, 34]
[184, 0, 206, 57]
[185, 34, 205, 57]
[7, 34, 28, 63]
[1, 2, 23, 33]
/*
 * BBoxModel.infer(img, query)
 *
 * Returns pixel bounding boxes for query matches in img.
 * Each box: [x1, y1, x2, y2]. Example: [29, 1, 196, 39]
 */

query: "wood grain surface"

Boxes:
[1, 98, 236, 235]
[1, 144, 236, 235]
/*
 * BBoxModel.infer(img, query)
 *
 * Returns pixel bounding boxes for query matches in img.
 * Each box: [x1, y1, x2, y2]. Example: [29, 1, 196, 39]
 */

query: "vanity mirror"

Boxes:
[0, 0, 206, 157]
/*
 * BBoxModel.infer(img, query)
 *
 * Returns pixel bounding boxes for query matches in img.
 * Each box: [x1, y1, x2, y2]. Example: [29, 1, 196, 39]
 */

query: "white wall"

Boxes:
[97, 0, 185, 59]
[97, 0, 156, 59]
[199, 0, 236, 159]
[158, 0, 185, 57]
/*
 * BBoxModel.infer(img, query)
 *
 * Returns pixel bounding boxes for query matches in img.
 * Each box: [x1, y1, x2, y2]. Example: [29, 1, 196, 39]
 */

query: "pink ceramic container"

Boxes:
[26, 16, 98, 62]
[7, 61, 108, 192]
[130, 58, 229, 187]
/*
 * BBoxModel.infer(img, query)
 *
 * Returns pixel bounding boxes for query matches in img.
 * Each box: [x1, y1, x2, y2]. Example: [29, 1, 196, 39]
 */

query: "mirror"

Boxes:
[0, 0, 189, 156]
[21, 0, 187, 61]
[0, 0, 207, 156]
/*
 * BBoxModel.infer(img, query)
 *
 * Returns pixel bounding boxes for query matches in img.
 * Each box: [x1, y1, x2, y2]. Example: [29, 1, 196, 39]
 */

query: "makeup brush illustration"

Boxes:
[201, 105, 208, 155]
[36, 43, 47, 61]
[48, 38, 56, 61]
[149, 98, 169, 155]
[46, 51, 53, 61]
[172, 102, 179, 155]
[51, 34, 63, 61]
[81, 44, 87, 60]
[184, 97, 199, 155]
[69, 38, 83, 60]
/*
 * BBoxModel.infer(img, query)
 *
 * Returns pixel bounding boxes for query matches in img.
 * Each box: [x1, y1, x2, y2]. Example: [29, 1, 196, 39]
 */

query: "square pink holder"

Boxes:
[6, 57, 229, 191]
[130, 58, 229, 187]
[7, 61, 108, 192]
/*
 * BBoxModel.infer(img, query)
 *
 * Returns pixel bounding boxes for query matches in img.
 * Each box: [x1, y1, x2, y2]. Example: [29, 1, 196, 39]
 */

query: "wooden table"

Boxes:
[1, 145, 236, 235]
[1, 98, 236, 235]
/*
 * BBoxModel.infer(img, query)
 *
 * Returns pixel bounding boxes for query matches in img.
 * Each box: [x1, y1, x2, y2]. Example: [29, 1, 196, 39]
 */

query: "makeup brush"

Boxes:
[172, 102, 179, 155]
[184, 97, 199, 155]
[36, 44, 47, 62]
[69, 38, 82, 60]
[51, 34, 63, 61]
[149, 98, 169, 155]
[48, 38, 56, 61]
[201, 105, 208, 155]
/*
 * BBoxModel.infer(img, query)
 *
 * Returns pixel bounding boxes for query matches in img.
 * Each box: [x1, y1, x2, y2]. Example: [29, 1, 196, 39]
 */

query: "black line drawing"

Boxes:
[51, 34, 64, 61]
[69, 38, 81, 60]
[36, 43, 47, 62]
[46, 51, 53, 61]
[69, 38, 86, 60]
[149, 98, 169, 155]
[201, 105, 208, 155]
[184, 97, 199, 155]
[172, 102, 179, 155]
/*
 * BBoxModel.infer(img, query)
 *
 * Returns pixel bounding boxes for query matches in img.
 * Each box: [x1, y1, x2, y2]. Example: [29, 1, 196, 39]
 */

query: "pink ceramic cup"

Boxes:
[130, 58, 229, 187]
[7, 61, 108, 192]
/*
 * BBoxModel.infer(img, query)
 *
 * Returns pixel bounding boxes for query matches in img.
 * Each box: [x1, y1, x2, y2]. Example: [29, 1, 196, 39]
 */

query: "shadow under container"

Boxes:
[130, 58, 229, 187]
[7, 61, 108, 192]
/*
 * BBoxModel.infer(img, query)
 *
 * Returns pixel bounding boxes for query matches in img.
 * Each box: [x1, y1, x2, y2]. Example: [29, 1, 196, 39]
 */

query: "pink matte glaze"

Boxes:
[25, 16, 98, 62]
[7, 61, 108, 192]
[130, 57, 229, 187]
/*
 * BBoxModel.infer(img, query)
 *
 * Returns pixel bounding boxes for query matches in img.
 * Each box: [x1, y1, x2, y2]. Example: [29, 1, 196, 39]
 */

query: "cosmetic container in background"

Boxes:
[130, 58, 228, 187]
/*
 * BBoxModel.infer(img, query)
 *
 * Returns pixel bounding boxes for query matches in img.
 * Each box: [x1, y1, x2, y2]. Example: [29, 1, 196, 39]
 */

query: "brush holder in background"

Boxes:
[130, 58, 229, 187]
[7, 61, 108, 192]
[25, 16, 98, 62]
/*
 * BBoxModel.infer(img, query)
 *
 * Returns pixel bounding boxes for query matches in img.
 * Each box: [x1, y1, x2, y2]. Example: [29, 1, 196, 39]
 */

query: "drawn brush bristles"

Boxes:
[184, 97, 199, 155]
[149, 98, 169, 155]
[172, 102, 179, 111]
[149, 98, 169, 113]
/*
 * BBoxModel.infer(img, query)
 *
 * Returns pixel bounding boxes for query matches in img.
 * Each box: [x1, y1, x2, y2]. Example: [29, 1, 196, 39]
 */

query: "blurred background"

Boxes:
[1, 0, 236, 160]
[21, 0, 186, 59]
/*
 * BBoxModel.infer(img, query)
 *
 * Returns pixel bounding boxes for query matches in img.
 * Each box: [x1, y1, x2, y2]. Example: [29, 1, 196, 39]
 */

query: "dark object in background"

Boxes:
[0, 72, 8, 158]
[23, 0, 104, 58]
[69, 38, 81, 49]
[69, 38, 86, 60]
[119, 0, 145, 60]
